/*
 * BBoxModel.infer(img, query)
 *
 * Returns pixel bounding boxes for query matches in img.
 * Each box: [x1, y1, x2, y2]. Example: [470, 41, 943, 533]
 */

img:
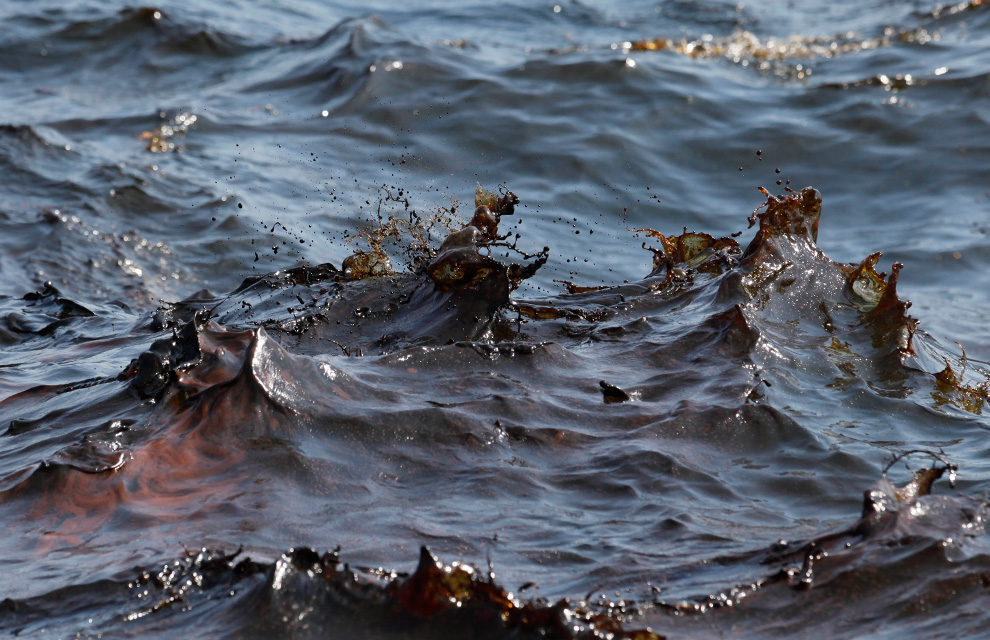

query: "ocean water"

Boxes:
[0, 0, 989, 638]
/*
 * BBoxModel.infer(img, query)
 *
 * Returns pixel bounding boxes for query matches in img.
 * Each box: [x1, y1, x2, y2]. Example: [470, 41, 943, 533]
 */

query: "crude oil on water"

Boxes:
[1, 0, 989, 638]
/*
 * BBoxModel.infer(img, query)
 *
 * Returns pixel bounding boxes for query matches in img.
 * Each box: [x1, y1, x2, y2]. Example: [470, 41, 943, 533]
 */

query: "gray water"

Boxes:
[1, 1, 989, 638]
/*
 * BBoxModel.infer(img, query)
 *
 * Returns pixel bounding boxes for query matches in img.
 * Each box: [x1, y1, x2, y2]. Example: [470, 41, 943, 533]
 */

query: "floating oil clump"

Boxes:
[591, 1, 987, 79]
[139, 112, 197, 153]
[42, 545, 665, 638]
[651, 452, 982, 619]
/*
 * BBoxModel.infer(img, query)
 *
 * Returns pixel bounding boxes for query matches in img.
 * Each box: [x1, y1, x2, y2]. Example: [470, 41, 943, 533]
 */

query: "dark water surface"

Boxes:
[1, 0, 989, 638]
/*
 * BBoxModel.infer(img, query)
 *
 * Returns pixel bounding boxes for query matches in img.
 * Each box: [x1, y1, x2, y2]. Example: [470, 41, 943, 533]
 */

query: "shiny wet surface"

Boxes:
[1, 1, 989, 638]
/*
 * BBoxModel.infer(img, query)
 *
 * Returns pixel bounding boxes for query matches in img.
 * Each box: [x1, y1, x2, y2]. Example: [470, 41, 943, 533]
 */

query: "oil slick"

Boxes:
[1, 185, 988, 638]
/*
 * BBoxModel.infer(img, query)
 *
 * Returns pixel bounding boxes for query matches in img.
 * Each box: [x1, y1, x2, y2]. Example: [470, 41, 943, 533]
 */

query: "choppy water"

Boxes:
[1, 1, 989, 638]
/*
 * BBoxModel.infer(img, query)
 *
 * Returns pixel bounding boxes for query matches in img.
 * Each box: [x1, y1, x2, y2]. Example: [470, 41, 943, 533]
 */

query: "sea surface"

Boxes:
[1, 0, 989, 638]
